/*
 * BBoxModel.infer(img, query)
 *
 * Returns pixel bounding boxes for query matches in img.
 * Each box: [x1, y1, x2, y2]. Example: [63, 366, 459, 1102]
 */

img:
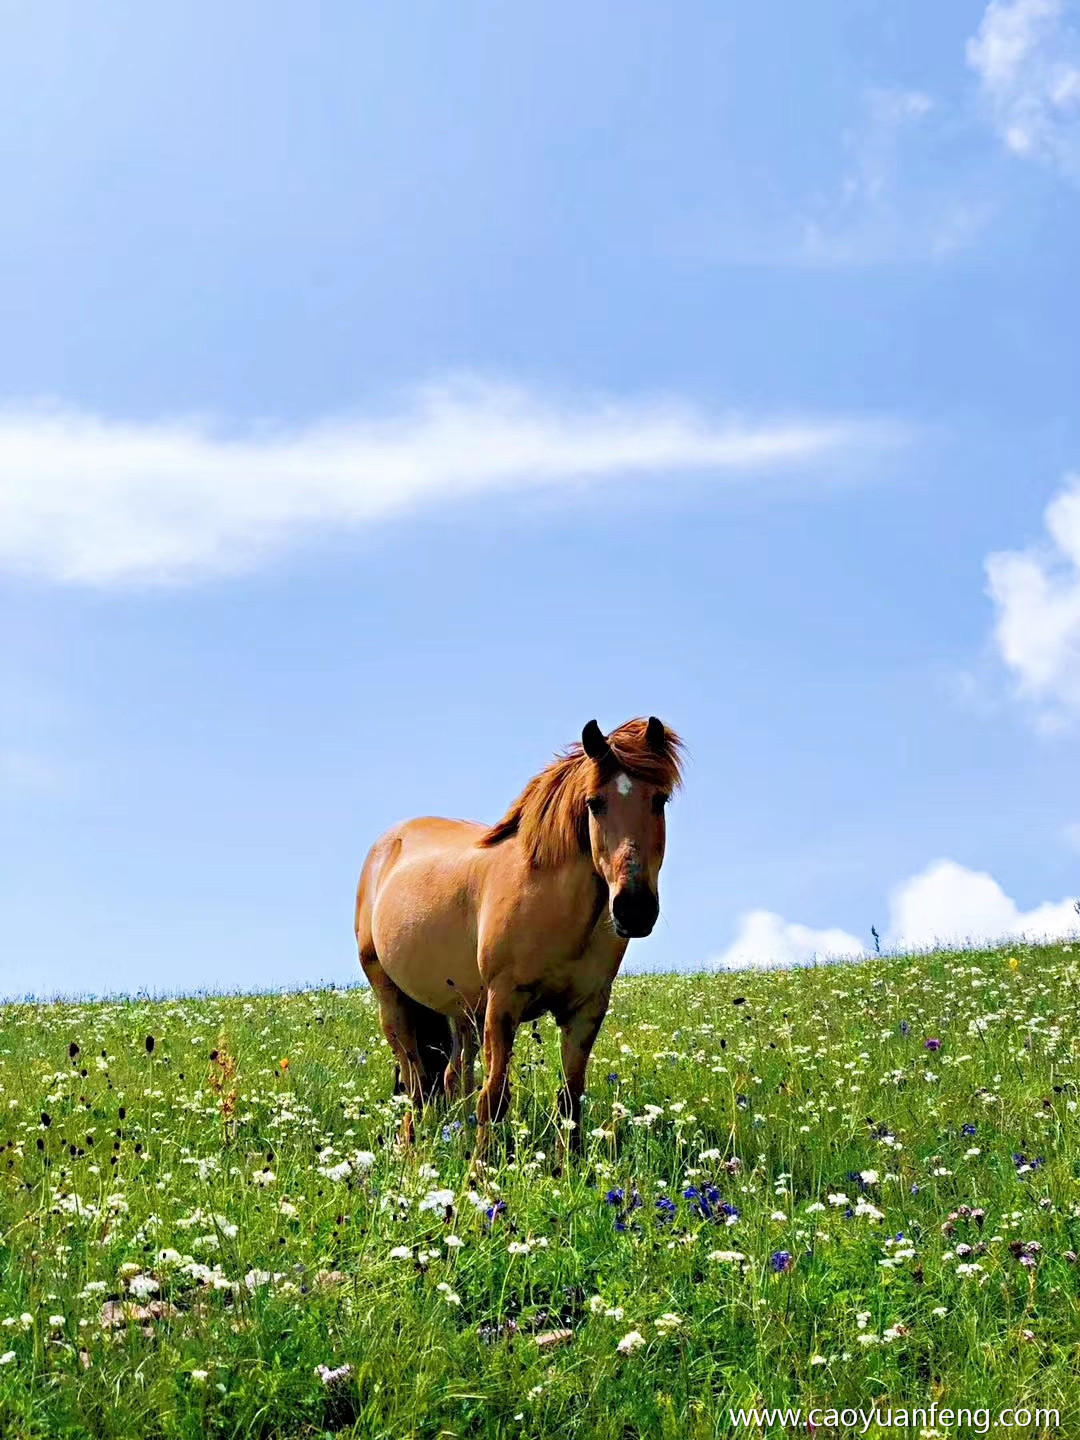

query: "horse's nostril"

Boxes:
[611, 887, 659, 938]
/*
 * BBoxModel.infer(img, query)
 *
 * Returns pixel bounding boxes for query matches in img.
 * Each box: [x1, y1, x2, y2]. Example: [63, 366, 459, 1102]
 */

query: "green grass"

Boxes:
[1, 941, 1079, 1438]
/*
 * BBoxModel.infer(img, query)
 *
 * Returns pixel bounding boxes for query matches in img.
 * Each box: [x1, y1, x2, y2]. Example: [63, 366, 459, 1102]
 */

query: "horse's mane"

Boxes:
[480, 717, 684, 870]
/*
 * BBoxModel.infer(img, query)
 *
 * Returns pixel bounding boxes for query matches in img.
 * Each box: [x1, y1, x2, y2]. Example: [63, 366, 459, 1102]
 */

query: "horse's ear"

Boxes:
[646, 715, 667, 753]
[581, 720, 610, 760]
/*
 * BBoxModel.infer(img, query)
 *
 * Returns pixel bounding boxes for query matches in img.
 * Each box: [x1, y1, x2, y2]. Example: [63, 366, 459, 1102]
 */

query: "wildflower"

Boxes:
[279, 1058, 290, 1072]
[315, 1363, 354, 1386]
[417, 1192, 457, 1215]
[126, 1275, 159, 1300]
[389, 1246, 412, 1260]
[445, 1235, 463, 1249]
[604, 1189, 625, 1206]
[770, 1250, 794, 1273]
[961, 1123, 977, 1137]
[810, 1355, 827, 1366]
[617, 1330, 646, 1354]
[436, 1282, 461, 1306]
[0, 1353, 16, 1365]
[924, 1038, 941, 1052]
[655, 1196, 677, 1223]
[244, 1269, 284, 1291]
[190, 1370, 209, 1382]
[708, 1249, 745, 1263]
[654, 1313, 682, 1334]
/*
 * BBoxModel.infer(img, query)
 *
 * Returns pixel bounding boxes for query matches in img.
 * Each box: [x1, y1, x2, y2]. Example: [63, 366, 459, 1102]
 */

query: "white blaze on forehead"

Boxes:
[615, 773, 634, 797]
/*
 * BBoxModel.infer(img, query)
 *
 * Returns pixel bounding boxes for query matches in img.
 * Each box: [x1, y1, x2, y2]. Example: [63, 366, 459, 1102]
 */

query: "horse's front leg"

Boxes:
[557, 987, 611, 1168]
[473, 989, 521, 1166]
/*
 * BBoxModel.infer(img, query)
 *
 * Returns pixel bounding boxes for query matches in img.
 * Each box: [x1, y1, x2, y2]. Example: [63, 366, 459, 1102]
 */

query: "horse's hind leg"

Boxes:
[444, 1008, 482, 1105]
[359, 950, 428, 1143]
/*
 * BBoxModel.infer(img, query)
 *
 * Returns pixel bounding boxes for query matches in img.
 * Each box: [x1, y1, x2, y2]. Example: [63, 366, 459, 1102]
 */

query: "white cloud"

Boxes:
[711, 859, 1078, 968]
[967, 0, 1080, 178]
[985, 474, 1080, 718]
[889, 858, 1078, 949]
[711, 910, 865, 971]
[0, 379, 886, 587]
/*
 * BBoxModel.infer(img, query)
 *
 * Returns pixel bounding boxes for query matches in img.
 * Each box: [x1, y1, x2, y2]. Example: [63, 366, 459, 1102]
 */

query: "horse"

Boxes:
[354, 716, 683, 1160]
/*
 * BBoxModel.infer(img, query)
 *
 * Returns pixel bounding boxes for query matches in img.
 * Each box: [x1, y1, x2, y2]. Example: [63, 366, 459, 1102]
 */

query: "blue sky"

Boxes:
[4, 0, 1080, 996]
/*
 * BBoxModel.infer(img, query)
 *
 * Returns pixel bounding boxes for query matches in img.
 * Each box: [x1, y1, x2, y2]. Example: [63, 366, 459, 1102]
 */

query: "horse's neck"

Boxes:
[544, 857, 617, 960]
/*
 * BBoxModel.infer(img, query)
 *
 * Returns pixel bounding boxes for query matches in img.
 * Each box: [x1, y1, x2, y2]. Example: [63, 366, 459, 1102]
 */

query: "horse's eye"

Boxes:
[652, 792, 670, 815]
[586, 796, 606, 817]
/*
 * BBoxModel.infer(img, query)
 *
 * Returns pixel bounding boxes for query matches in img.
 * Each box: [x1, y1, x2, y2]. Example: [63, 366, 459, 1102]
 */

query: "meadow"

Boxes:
[0, 941, 1078, 1439]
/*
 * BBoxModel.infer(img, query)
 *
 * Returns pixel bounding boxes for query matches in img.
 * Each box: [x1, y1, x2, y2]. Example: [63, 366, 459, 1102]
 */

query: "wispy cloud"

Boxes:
[0, 747, 71, 797]
[967, 0, 1080, 178]
[0, 379, 895, 587]
[985, 474, 1080, 723]
[799, 87, 992, 267]
[711, 858, 1078, 969]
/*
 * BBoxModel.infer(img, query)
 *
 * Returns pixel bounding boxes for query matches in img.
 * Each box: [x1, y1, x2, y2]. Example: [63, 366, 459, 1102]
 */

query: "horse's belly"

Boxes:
[370, 859, 483, 1016]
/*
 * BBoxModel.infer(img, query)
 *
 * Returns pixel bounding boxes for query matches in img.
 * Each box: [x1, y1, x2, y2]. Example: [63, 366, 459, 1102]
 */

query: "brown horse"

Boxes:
[355, 716, 682, 1159]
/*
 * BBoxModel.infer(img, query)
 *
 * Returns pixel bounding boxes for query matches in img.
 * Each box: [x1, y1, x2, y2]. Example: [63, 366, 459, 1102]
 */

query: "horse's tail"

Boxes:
[414, 1003, 453, 1103]
[389, 1002, 452, 1102]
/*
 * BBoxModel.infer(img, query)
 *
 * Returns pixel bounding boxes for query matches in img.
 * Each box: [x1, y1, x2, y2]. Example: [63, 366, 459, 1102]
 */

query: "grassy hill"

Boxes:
[0, 942, 1077, 1438]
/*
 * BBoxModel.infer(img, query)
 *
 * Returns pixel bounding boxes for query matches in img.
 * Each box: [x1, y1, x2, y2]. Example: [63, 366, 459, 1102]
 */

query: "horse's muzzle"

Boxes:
[611, 885, 659, 939]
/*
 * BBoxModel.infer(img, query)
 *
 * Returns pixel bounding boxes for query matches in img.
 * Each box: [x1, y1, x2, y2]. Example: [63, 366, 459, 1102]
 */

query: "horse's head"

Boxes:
[581, 716, 672, 940]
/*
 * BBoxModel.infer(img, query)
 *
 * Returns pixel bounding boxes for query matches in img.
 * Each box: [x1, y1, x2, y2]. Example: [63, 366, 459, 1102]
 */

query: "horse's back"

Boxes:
[357, 816, 491, 1016]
